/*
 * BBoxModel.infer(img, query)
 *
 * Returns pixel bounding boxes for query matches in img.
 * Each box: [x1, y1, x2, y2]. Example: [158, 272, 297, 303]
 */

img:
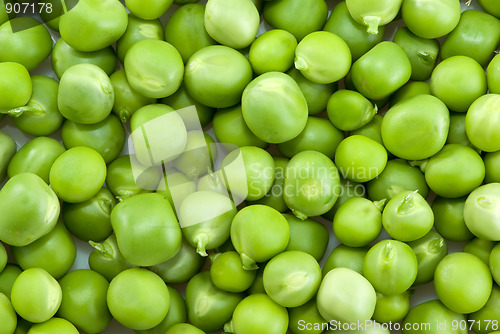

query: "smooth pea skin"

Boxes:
[11, 268, 62, 323]
[430, 56, 487, 113]
[317, 268, 376, 323]
[327, 90, 377, 131]
[434, 252, 492, 314]
[111, 193, 182, 266]
[407, 230, 448, 286]
[295, 31, 351, 84]
[350, 41, 411, 100]
[446, 112, 476, 148]
[381, 94, 450, 160]
[284, 214, 329, 262]
[463, 183, 500, 241]
[488, 54, 500, 94]
[124, 39, 184, 99]
[0, 173, 59, 247]
[468, 285, 500, 334]
[164, 323, 205, 334]
[57, 269, 112, 334]
[479, 0, 500, 18]
[125, 0, 172, 20]
[27, 318, 78, 334]
[490, 244, 500, 285]
[284, 150, 341, 219]
[249, 29, 297, 75]
[230, 205, 290, 270]
[464, 238, 496, 266]
[484, 151, 500, 183]
[242, 72, 308, 143]
[0, 131, 16, 182]
[0, 293, 16, 334]
[432, 196, 473, 242]
[0, 62, 32, 115]
[210, 251, 256, 293]
[390, 81, 431, 106]
[108, 268, 170, 331]
[345, 0, 402, 34]
[402, 0, 461, 39]
[59, 0, 128, 52]
[402, 300, 467, 334]
[288, 298, 326, 334]
[465, 94, 500, 152]
[322, 244, 369, 276]
[372, 291, 411, 324]
[0, 264, 22, 300]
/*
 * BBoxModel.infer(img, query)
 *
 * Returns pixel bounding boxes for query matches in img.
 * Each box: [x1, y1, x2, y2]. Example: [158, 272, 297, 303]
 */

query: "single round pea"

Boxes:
[484, 151, 500, 183]
[463, 238, 496, 266]
[288, 298, 326, 334]
[487, 53, 500, 94]
[0, 264, 22, 299]
[349, 114, 384, 146]
[322, 177, 367, 221]
[402, 300, 467, 334]
[0, 62, 32, 115]
[479, 0, 500, 18]
[322, 244, 369, 277]
[0, 130, 16, 183]
[390, 81, 431, 106]
[0, 243, 6, 275]
[468, 285, 500, 334]
[372, 291, 411, 324]
[489, 243, 500, 285]
[432, 196, 474, 242]
[26, 317, 78, 334]
[465, 94, 500, 152]
[327, 89, 377, 132]
[407, 230, 448, 286]
[284, 214, 329, 262]
[249, 29, 297, 75]
[345, 0, 402, 34]
[0, 293, 16, 334]
[463, 183, 500, 241]
[210, 251, 256, 293]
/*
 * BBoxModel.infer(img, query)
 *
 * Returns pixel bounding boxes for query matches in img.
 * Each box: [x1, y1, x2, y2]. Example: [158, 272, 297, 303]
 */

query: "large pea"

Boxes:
[125, 0, 173, 20]
[463, 183, 500, 241]
[0, 293, 16, 334]
[484, 150, 500, 183]
[0, 62, 32, 115]
[327, 89, 377, 132]
[322, 244, 369, 277]
[465, 94, 500, 152]
[402, 300, 466, 334]
[487, 53, 500, 94]
[249, 29, 297, 75]
[468, 285, 500, 334]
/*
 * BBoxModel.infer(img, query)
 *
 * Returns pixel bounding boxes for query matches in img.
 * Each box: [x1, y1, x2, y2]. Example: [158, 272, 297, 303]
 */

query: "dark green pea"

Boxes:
[51, 38, 117, 79]
[14, 317, 32, 334]
[402, 300, 466, 334]
[263, 0, 328, 41]
[116, 14, 164, 63]
[432, 196, 474, 242]
[61, 187, 115, 242]
[12, 76, 64, 136]
[327, 89, 378, 132]
[0, 62, 32, 115]
[246, 265, 266, 295]
[323, 1, 385, 60]
[0, 243, 6, 276]
[322, 178, 366, 221]
[287, 67, 338, 115]
[173, 131, 217, 181]
[0, 264, 22, 299]
[164, 3, 216, 63]
[288, 298, 326, 334]
[322, 244, 369, 276]
[88, 234, 136, 282]
[39, 0, 72, 31]
[441, 9, 500, 67]
[210, 251, 257, 293]
[0, 130, 16, 182]
[164, 323, 206, 334]
[61, 114, 126, 164]
[349, 114, 384, 147]
[393, 27, 439, 81]
[487, 54, 500, 94]
[277, 116, 344, 160]
[484, 150, 500, 183]
[284, 214, 329, 262]
[367, 159, 429, 202]
[390, 81, 431, 107]
[149, 238, 206, 284]
[463, 238, 496, 266]
[185, 271, 244, 333]
[372, 291, 411, 324]
[0, 292, 16, 334]
[468, 285, 500, 334]
[407, 230, 448, 286]
[0, 17, 53, 71]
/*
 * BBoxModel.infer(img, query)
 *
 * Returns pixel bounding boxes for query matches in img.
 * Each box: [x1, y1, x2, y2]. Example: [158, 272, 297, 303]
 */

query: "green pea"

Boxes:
[0, 173, 59, 247]
[277, 116, 344, 160]
[263, 0, 328, 41]
[284, 214, 329, 262]
[372, 291, 411, 324]
[0, 17, 53, 72]
[349, 113, 384, 146]
[57, 269, 111, 334]
[363, 239, 418, 295]
[173, 131, 216, 180]
[186, 271, 243, 332]
[322, 178, 366, 221]
[288, 298, 326, 334]
[432, 196, 474, 242]
[490, 244, 500, 285]
[26, 318, 78, 334]
[111, 193, 182, 266]
[393, 27, 439, 81]
[230, 205, 290, 270]
[317, 267, 376, 323]
[345, 0, 402, 34]
[327, 90, 377, 132]
[51, 38, 117, 79]
[38, 0, 69, 31]
[164, 323, 206, 334]
[0, 62, 32, 115]
[390, 81, 431, 106]
[149, 238, 206, 284]
[0, 244, 5, 274]
[0, 0, 15, 26]
[210, 251, 256, 293]
[246, 266, 265, 295]
[184, 45, 252, 108]
[484, 150, 500, 183]
[487, 54, 500, 94]
[402, 299, 467, 334]
[0, 264, 22, 299]
[11, 267, 62, 323]
[408, 230, 448, 286]
[124, 39, 184, 99]
[88, 234, 136, 282]
[479, 0, 500, 18]
[14, 317, 33, 334]
[463, 183, 500, 240]
[350, 41, 411, 101]
[116, 14, 164, 63]
[434, 252, 492, 314]
[249, 29, 297, 75]
[381, 94, 450, 160]
[59, 0, 128, 52]
[0, 130, 16, 182]
[323, 1, 385, 60]
[465, 94, 500, 152]
[430, 55, 487, 113]
[322, 244, 369, 276]
[463, 238, 496, 266]
[107, 268, 170, 330]
[0, 293, 16, 334]
[441, 9, 500, 67]
[284, 150, 341, 219]
[446, 112, 476, 149]
[328, 321, 390, 334]
[158, 169, 197, 210]
[468, 284, 500, 334]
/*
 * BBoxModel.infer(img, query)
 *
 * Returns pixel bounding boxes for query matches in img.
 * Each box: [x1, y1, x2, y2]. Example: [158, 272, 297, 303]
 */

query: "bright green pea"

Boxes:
[479, 0, 500, 18]
[0, 292, 16, 334]
[150, 238, 205, 284]
[59, 0, 128, 52]
[345, 0, 402, 34]
[11, 267, 62, 323]
[484, 151, 500, 183]
[186, 271, 243, 333]
[124, 39, 184, 99]
[323, 1, 385, 60]
[210, 251, 256, 293]
[0, 130, 16, 182]
[57, 269, 112, 334]
[432, 196, 474, 242]
[363, 239, 418, 295]
[465, 94, 500, 152]
[434, 252, 492, 314]
[284, 150, 341, 219]
[230, 205, 290, 270]
[372, 291, 411, 324]
[430, 55, 487, 113]
[322, 244, 369, 276]
[288, 298, 326, 334]
[0, 264, 22, 299]
[333, 197, 384, 247]
[184, 45, 253, 108]
[350, 41, 411, 100]
[26, 318, 78, 334]
[381, 94, 450, 160]
[111, 192, 182, 266]
[464, 183, 500, 240]
[390, 81, 431, 106]
[277, 116, 344, 160]
[249, 29, 297, 75]
[402, 300, 467, 334]
[242, 71, 308, 143]
[0, 17, 53, 72]
[441, 9, 500, 67]
[468, 285, 500, 334]
[463, 238, 496, 266]
[295, 31, 351, 84]
[263, 0, 328, 41]
[284, 214, 329, 262]
[407, 230, 448, 286]
[164, 323, 206, 334]
[0, 173, 59, 247]
[322, 177, 366, 221]
[487, 54, 500, 94]
[490, 244, 500, 285]
[107, 268, 170, 330]
[227, 293, 288, 334]
[327, 90, 377, 131]
[125, 0, 173, 20]
[317, 267, 376, 323]
[173, 131, 216, 180]
[393, 27, 439, 81]
[0, 62, 32, 115]
[446, 112, 476, 149]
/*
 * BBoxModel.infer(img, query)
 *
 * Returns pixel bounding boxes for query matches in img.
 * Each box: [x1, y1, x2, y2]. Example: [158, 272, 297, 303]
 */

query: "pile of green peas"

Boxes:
[1, 0, 500, 333]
